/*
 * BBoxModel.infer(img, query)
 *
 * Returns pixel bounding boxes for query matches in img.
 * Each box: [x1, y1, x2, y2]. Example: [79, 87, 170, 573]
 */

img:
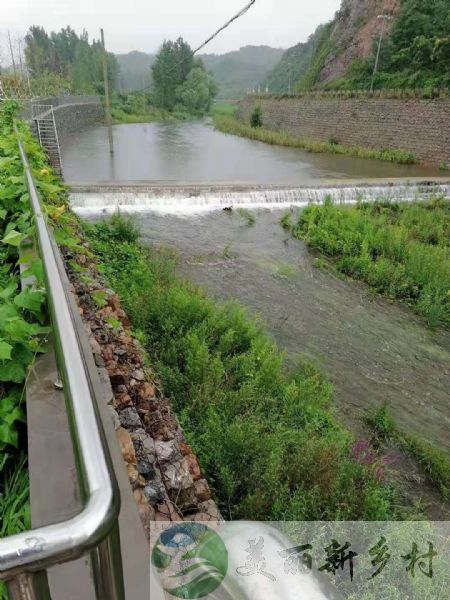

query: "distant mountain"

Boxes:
[115, 45, 283, 100]
[116, 51, 155, 91]
[199, 45, 284, 101]
[261, 34, 319, 94]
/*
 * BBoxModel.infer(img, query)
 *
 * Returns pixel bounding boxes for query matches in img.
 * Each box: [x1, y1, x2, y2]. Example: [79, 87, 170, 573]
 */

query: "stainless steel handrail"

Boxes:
[0, 128, 125, 599]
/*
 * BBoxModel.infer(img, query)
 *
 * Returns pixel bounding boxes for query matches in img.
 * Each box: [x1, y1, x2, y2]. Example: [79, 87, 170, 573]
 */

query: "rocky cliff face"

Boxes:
[319, 0, 401, 83]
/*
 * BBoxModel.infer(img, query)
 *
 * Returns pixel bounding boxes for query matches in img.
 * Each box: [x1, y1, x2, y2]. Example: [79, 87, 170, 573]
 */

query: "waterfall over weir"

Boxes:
[69, 181, 450, 216]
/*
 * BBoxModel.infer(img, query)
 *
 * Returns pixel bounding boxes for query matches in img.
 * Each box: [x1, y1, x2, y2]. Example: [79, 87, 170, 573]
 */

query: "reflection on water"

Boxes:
[61, 120, 440, 183]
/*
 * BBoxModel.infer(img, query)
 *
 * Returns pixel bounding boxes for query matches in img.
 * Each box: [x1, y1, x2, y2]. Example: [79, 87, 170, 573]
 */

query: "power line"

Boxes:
[137, 0, 257, 92]
[192, 0, 256, 55]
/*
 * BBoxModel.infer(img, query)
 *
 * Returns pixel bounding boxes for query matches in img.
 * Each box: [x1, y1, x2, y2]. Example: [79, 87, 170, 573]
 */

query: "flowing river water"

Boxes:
[64, 121, 450, 516]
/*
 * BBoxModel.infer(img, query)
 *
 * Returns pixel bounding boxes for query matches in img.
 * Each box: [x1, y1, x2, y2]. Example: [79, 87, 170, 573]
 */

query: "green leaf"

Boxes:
[11, 342, 34, 366]
[0, 209, 7, 220]
[0, 303, 19, 328]
[2, 229, 25, 247]
[0, 422, 18, 447]
[0, 281, 18, 299]
[20, 259, 45, 285]
[0, 341, 13, 360]
[14, 289, 45, 316]
[0, 361, 26, 383]
[1, 407, 25, 426]
[9, 176, 25, 185]
[4, 317, 37, 341]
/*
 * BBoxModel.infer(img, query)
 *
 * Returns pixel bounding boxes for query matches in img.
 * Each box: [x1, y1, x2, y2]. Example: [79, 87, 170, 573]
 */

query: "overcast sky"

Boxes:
[0, 0, 341, 60]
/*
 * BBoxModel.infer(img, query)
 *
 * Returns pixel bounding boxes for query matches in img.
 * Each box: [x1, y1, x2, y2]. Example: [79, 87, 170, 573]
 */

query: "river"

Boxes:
[61, 120, 441, 183]
[65, 121, 450, 517]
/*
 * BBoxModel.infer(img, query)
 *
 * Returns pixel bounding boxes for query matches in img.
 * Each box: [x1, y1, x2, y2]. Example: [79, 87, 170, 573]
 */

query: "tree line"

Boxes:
[1, 27, 217, 116]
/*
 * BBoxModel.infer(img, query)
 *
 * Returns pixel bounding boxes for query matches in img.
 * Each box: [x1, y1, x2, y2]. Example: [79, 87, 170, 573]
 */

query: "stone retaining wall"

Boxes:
[53, 102, 104, 138]
[237, 95, 450, 167]
[63, 243, 220, 536]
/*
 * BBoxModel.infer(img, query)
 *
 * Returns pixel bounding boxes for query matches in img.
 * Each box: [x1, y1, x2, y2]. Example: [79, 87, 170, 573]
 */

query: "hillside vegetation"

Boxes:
[116, 51, 155, 91]
[266, 0, 450, 92]
[200, 45, 283, 101]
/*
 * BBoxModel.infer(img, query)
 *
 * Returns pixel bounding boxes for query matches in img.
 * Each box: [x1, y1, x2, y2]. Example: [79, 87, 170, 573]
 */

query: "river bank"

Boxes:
[212, 113, 418, 165]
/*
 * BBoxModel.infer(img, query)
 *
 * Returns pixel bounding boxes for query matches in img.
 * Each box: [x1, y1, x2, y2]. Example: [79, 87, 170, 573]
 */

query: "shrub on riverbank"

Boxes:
[366, 403, 450, 499]
[212, 114, 417, 165]
[85, 216, 397, 521]
[285, 198, 450, 328]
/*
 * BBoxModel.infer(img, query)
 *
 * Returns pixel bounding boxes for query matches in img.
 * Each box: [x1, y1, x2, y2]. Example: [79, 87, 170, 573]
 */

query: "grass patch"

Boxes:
[210, 103, 237, 117]
[0, 454, 30, 598]
[237, 208, 256, 226]
[287, 198, 450, 328]
[84, 215, 399, 521]
[111, 106, 187, 124]
[366, 403, 450, 499]
[276, 263, 297, 279]
[212, 114, 417, 165]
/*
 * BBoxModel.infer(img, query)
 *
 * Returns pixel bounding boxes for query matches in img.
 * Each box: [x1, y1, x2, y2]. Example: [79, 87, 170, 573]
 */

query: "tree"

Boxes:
[23, 25, 119, 95]
[24, 26, 53, 77]
[175, 65, 217, 114]
[151, 37, 194, 110]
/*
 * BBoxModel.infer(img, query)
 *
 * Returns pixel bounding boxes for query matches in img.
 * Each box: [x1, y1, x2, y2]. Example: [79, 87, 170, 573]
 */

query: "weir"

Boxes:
[69, 178, 450, 215]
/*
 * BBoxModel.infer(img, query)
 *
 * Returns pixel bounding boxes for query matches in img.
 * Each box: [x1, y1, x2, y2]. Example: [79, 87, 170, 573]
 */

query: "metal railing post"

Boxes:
[92, 522, 125, 600]
[6, 571, 51, 600]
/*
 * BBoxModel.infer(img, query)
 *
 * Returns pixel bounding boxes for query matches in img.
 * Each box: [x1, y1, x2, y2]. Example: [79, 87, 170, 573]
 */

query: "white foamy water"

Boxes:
[69, 184, 450, 216]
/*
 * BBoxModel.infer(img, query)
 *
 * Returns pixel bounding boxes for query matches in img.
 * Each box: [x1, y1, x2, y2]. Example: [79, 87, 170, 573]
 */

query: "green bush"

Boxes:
[109, 212, 141, 243]
[85, 216, 397, 521]
[292, 199, 450, 328]
[250, 106, 263, 128]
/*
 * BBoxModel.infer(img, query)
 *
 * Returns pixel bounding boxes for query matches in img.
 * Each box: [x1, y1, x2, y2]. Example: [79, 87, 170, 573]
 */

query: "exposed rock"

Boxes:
[116, 427, 137, 465]
[108, 294, 121, 312]
[134, 488, 154, 533]
[138, 459, 154, 480]
[119, 407, 142, 431]
[155, 440, 179, 464]
[160, 459, 193, 492]
[108, 405, 121, 431]
[110, 370, 128, 387]
[131, 369, 145, 382]
[139, 382, 156, 400]
[127, 463, 140, 486]
[185, 452, 202, 481]
[131, 429, 156, 461]
[194, 479, 212, 502]
[101, 344, 115, 362]
[144, 481, 166, 507]
[198, 500, 221, 520]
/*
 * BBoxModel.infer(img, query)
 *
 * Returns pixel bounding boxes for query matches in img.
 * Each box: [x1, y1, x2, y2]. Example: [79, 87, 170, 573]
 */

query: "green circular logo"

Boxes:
[151, 523, 228, 598]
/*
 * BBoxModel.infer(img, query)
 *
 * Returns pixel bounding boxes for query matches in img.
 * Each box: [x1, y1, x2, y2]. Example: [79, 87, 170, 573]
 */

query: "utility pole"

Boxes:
[7, 30, 17, 77]
[370, 14, 391, 93]
[101, 28, 114, 155]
